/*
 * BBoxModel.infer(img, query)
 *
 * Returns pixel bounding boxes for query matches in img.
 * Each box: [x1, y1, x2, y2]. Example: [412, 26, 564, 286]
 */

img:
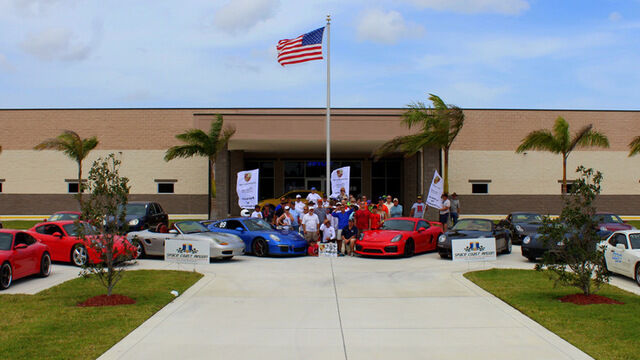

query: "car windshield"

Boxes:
[629, 234, 640, 249]
[118, 204, 147, 216]
[176, 221, 209, 234]
[380, 219, 415, 231]
[512, 214, 542, 223]
[594, 214, 623, 223]
[0, 233, 12, 250]
[452, 220, 492, 232]
[62, 223, 97, 237]
[48, 213, 79, 221]
[244, 218, 273, 231]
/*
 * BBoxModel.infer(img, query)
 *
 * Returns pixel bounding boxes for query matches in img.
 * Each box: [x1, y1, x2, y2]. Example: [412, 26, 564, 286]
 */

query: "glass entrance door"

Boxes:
[305, 178, 326, 193]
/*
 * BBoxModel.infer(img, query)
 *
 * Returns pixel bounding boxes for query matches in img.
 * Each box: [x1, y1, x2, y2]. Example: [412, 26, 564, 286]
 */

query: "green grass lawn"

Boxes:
[465, 269, 640, 360]
[1, 220, 41, 230]
[0, 270, 203, 360]
[626, 220, 640, 229]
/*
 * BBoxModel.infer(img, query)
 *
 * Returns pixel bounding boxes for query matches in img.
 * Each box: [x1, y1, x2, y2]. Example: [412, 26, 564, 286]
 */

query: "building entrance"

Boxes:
[305, 178, 326, 193]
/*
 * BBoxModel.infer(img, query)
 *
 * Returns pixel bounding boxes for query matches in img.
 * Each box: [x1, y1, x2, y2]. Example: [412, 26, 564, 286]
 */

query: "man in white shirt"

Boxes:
[294, 194, 305, 214]
[301, 207, 320, 243]
[250, 205, 262, 218]
[319, 219, 335, 243]
[439, 193, 451, 231]
[384, 195, 394, 212]
[306, 187, 322, 205]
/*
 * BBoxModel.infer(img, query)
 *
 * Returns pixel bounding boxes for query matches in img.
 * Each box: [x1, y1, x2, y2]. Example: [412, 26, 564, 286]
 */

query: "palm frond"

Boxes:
[401, 102, 428, 130]
[574, 128, 609, 150]
[164, 144, 206, 161]
[516, 130, 560, 153]
[216, 126, 236, 153]
[80, 136, 99, 160]
[373, 136, 410, 161]
[208, 114, 224, 141]
[402, 133, 437, 154]
[552, 117, 570, 151]
[446, 105, 465, 147]
[629, 136, 640, 157]
[428, 93, 447, 110]
[175, 129, 210, 146]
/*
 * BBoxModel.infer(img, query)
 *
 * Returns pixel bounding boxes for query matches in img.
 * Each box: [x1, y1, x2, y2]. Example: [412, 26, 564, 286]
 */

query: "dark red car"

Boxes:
[0, 229, 51, 290]
[355, 217, 444, 257]
[594, 213, 634, 232]
[30, 221, 136, 267]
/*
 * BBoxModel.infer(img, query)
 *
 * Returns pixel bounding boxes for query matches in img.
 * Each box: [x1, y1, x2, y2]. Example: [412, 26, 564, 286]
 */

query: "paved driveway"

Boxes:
[91, 247, 606, 360]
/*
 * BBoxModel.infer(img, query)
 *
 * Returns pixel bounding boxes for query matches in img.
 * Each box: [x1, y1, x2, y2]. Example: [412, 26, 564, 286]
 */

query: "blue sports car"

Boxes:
[202, 218, 308, 257]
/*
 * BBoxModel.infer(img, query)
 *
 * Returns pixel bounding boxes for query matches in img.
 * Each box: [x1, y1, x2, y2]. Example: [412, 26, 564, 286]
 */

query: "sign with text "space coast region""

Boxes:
[164, 239, 210, 264]
[451, 238, 497, 262]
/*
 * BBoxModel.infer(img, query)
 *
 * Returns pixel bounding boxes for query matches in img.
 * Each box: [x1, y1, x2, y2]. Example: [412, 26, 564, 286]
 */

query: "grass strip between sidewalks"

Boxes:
[0, 270, 203, 360]
[465, 269, 640, 360]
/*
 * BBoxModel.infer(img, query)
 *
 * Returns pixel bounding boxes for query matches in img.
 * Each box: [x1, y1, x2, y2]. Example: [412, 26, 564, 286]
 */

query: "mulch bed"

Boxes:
[559, 293, 624, 305]
[77, 294, 136, 307]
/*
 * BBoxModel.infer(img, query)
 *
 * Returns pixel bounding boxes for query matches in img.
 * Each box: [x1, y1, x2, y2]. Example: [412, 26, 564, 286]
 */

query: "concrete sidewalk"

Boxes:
[98, 250, 593, 360]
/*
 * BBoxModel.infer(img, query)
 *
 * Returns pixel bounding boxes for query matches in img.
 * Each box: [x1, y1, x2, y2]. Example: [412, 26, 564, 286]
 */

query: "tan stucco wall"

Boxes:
[0, 150, 207, 194]
[449, 150, 640, 195]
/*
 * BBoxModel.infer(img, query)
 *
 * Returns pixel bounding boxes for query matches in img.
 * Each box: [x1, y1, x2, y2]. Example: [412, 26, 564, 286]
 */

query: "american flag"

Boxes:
[277, 27, 324, 66]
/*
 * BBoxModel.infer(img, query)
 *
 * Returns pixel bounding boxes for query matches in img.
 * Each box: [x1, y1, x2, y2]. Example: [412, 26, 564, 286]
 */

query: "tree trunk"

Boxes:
[209, 157, 216, 219]
[443, 147, 449, 193]
[562, 154, 567, 194]
[77, 160, 83, 208]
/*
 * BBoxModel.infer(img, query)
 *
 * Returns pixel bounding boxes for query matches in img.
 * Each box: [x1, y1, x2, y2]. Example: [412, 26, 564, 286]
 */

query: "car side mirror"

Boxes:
[52, 232, 62, 238]
[616, 243, 626, 250]
[169, 229, 178, 234]
[235, 227, 244, 232]
[418, 227, 426, 232]
[14, 243, 27, 250]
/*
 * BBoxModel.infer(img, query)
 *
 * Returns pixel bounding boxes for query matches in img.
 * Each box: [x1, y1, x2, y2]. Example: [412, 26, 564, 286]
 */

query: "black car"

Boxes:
[521, 225, 612, 261]
[437, 218, 512, 259]
[118, 202, 169, 232]
[501, 212, 543, 245]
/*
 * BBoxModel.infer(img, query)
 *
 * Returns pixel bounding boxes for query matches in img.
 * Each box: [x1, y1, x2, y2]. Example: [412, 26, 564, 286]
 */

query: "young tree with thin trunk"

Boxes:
[629, 136, 640, 157]
[164, 114, 235, 218]
[34, 130, 99, 207]
[516, 116, 609, 194]
[373, 94, 464, 193]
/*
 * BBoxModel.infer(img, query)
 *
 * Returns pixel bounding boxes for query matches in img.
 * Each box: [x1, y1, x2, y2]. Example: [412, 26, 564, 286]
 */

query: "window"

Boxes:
[245, 160, 275, 200]
[371, 159, 401, 199]
[469, 180, 491, 194]
[158, 183, 174, 193]
[68, 182, 79, 193]
[282, 160, 363, 196]
[417, 220, 429, 230]
[0, 180, 3, 193]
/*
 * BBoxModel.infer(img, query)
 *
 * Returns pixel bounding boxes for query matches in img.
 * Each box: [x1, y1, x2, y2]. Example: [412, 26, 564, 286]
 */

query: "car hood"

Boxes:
[446, 230, 492, 239]
[362, 230, 407, 242]
[187, 232, 244, 245]
[599, 223, 633, 231]
[514, 222, 542, 234]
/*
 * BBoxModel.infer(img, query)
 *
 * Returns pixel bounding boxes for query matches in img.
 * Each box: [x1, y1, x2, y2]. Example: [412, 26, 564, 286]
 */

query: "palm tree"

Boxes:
[516, 116, 609, 194]
[629, 136, 640, 157]
[165, 114, 235, 218]
[374, 93, 464, 193]
[34, 130, 99, 207]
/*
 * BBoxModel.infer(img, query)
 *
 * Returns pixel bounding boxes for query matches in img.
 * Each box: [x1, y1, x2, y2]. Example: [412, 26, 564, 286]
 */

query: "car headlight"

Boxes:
[556, 241, 565, 246]
[269, 234, 280, 242]
[599, 226, 607, 231]
[522, 236, 531, 245]
[515, 225, 524, 233]
[212, 238, 229, 245]
[438, 234, 446, 243]
[391, 234, 402, 243]
[359, 233, 364, 240]
[128, 219, 139, 226]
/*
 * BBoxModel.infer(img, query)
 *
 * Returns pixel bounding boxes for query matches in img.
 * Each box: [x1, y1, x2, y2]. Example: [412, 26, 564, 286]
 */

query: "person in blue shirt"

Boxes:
[331, 203, 353, 254]
[389, 198, 403, 218]
[288, 201, 300, 231]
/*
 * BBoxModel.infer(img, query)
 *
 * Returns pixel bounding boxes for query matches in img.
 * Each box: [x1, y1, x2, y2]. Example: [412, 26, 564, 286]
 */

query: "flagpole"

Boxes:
[325, 14, 331, 197]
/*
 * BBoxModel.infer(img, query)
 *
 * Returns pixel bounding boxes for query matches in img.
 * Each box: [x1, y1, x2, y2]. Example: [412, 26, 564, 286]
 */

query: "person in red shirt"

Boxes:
[354, 201, 371, 231]
[370, 207, 382, 230]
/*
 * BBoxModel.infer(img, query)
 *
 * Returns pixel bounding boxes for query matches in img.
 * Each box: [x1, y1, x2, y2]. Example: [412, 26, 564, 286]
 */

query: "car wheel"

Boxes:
[635, 263, 640, 287]
[439, 252, 449, 259]
[0, 262, 12, 290]
[252, 238, 268, 257]
[527, 256, 537, 262]
[503, 238, 512, 254]
[71, 245, 88, 267]
[133, 240, 145, 259]
[222, 256, 234, 261]
[403, 239, 415, 258]
[39, 252, 51, 277]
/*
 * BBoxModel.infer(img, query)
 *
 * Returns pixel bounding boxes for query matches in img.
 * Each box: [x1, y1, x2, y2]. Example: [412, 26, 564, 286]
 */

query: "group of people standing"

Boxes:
[250, 188, 460, 256]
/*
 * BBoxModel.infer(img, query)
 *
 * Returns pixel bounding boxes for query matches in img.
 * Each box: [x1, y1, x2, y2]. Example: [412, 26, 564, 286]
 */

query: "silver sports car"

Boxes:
[127, 220, 245, 260]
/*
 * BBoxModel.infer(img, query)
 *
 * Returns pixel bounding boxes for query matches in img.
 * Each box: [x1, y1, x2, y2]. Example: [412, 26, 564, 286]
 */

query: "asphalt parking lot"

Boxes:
[6, 247, 639, 360]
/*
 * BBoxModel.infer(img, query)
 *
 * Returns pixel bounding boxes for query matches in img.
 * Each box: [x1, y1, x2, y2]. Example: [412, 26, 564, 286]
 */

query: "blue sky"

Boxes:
[0, 0, 638, 109]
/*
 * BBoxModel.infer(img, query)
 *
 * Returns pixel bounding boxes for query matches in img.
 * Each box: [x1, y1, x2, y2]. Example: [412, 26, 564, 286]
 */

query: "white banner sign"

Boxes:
[452, 238, 497, 262]
[426, 170, 444, 209]
[330, 166, 350, 199]
[319, 242, 338, 257]
[237, 168, 259, 208]
[164, 239, 211, 264]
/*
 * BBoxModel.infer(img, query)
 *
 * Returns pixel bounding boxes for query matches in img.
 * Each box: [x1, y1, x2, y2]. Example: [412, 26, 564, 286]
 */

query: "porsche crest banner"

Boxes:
[426, 170, 444, 209]
[165, 239, 210, 264]
[330, 166, 350, 199]
[237, 169, 259, 208]
[451, 238, 497, 262]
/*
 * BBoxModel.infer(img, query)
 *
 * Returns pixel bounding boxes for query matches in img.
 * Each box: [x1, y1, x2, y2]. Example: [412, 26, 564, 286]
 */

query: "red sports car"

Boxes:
[30, 221, 136, 267]
[355, 217, 444, 257]
[0, 229, 51, 290]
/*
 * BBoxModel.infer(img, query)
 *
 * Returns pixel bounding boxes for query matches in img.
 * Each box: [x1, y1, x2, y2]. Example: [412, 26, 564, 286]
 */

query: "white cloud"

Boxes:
[356, 9, 425, 44]
[20, 23, 101, 61]
[213, 0, 280, 34]
[406, 0, 529, 15]
[609, 12, 622, 22]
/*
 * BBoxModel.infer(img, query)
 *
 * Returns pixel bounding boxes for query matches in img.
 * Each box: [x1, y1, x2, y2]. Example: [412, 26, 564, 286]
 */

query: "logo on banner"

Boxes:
[177, 243, 198, 254]
[244, 173, 252, 182]
[464, 242, 484, 252]
[434, 176, 441, 184]
[337, 169, 343, 178]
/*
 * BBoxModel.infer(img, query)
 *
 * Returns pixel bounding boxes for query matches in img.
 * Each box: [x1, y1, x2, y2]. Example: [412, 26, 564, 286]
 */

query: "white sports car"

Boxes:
[602, 230, 640, 286]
